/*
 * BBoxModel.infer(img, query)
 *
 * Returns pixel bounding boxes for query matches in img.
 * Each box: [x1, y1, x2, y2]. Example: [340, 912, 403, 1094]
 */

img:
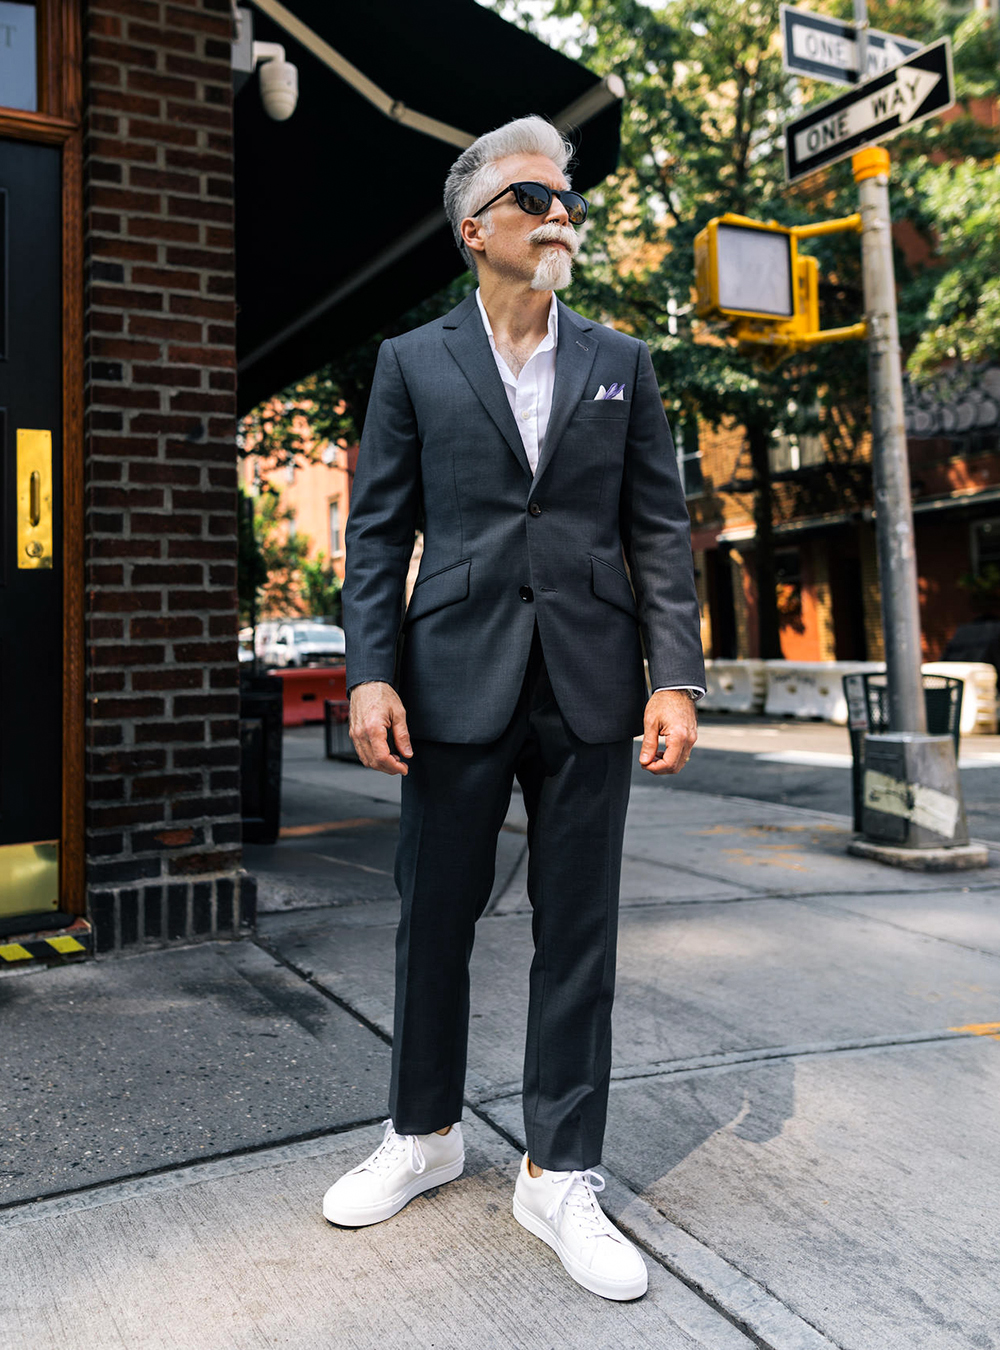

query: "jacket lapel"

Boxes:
[532, 302, 599, 487]
[442, 293, 532, 478]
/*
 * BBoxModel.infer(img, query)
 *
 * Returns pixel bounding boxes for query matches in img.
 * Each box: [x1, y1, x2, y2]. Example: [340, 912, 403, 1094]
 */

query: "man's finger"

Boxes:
[638, 721, 661, 766]
[391, 708, 413, 759]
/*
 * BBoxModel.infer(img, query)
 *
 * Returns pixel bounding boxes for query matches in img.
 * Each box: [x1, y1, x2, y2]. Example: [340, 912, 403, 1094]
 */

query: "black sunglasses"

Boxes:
[472, 180, 589, 226]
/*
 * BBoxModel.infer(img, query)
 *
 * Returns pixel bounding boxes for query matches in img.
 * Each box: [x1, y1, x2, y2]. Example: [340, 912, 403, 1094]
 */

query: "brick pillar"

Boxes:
[83, 0, 253, 952]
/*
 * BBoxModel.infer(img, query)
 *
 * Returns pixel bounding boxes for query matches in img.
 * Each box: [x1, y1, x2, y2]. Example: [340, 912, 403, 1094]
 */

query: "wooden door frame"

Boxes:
[0, 0, 84, 914]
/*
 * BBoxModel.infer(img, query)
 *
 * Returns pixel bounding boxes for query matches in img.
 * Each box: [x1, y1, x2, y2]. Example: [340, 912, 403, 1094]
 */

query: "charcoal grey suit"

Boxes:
[342, 290, 704, 1169]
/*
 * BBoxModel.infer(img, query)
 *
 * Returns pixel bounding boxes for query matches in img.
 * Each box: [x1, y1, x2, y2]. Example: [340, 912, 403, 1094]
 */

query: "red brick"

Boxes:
[127, 314, 202, 342]
[134, 720, 204, 743]
[166, 195, 231, 224]
[168, 294, 232, 320]
[127, 22, 197, 52]
[170, 391, 230, 413]
[91, 433, 159, 455]
[168, 849, 239, 875]
[91, 590, 163, 613]
[90, 386, 162, 409]
[128, 71, 198, 100]
[173, 641, 233, 662]
[91, 643, 167, 666]
[126, 217, 200, 243]
[89, 14, 123, 36]
[91, 696, 165, 719]
[89, 37, 158, 68]
[205, 226, 234, 249]
[130, 512, 203, 534]
[90, 63, 124, 88]
[165, 52, 226, 80]
[167, 344, 234, 366]
[167, 587, 233, 609]
[90, 185, 163, 213]
[164, 5, 230, 36]
[164, 246, 230, 271]
[131, 561, 202, 582]
[130, 615, 203, 638]
[129, 166, 199, 193]
[88, 485, 163, 508]
[132, 667, 204, 690]
[128, 465, 202, 488]
[92, 670, 127, 693]
[94, 0, 162, 22]
[89, 803, 164, 828]
[132, 363, 203, 387]
[91, 337, 160, 360]
[128, 116, 198, 144]
[87, 136, 160, 163]
[90, 285, 164, 311]
[164, 148, 229, 173]
[90, 90, 161, 117]
[165, 101, 229, 130]
[89, 617, 125, 639]
[91, 749, 167, 774]
[90, 238, 159, 263]
[131, 266, 201, 290]
[91, 538, 162, 558]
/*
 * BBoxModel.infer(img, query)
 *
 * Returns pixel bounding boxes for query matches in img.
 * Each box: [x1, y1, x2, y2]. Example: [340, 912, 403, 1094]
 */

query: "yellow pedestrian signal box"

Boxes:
[694, 211, 865, 359]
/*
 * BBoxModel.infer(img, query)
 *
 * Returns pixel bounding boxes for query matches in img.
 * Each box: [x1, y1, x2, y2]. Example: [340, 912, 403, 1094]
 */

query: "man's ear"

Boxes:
[460, 217, 486, 258]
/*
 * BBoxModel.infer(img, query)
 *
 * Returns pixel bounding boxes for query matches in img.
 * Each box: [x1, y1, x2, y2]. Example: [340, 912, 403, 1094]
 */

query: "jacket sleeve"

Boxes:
[342, 339, 421, 691]
[620, 341, 706, 692]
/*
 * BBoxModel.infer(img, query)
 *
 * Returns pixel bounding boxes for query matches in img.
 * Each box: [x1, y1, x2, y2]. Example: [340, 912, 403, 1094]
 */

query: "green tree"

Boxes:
[487, 0, 994, 656]
[253, 490, 310, 620]
[300, 553, 343, 622]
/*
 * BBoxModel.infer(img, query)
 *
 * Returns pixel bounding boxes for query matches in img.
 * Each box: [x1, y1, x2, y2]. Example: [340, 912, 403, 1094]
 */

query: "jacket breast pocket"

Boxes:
[591, 555, 637, 617]
[573, 399, 631, 420]
[404, 559, 471, 625]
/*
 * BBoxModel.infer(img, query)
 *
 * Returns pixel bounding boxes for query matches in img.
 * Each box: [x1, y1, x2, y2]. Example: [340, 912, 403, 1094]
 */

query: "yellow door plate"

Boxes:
[0, 840, 59, 918]
[17, 428, 53, 570]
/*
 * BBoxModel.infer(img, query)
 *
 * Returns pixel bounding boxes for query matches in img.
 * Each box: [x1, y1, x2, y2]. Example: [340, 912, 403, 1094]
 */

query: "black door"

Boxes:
[0, 138, 63, 922]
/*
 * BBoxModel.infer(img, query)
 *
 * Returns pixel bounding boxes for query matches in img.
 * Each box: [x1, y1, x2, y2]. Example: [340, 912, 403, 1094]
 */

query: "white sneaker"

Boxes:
[513, 1153, 648, 1300]
[322, 1119, 465, 1226]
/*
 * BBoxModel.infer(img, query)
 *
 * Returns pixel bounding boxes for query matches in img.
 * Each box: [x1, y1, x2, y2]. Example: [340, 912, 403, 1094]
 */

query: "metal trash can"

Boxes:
[324, 698, 359, 762]
[240, 673, 283, 844]
[843, 671, 963, 832]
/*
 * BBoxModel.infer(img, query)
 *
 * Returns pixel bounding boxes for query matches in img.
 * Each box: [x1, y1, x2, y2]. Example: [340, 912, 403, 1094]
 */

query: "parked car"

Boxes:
[263, 622, 346, 667]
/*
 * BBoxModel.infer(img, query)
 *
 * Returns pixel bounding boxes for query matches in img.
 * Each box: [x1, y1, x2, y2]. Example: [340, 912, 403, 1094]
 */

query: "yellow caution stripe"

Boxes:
[0, 943, 33, 962]
[0, 923, 91, 966]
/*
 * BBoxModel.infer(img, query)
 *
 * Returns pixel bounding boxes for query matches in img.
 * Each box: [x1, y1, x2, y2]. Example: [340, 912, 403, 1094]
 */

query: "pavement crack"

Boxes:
[251, 934, 394, 1048]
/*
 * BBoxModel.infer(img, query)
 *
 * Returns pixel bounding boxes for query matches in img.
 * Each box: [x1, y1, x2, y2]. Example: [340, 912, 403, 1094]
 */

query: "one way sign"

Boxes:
[784, 36, 954, 183]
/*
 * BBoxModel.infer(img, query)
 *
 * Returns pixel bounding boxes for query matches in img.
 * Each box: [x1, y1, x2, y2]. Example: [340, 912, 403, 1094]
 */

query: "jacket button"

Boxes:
[519, 585, 534, 602]
[528, 502, 542, 517]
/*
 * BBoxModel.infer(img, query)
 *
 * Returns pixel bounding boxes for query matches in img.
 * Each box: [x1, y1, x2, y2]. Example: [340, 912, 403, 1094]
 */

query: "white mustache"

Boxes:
[526, 223, 580, 257]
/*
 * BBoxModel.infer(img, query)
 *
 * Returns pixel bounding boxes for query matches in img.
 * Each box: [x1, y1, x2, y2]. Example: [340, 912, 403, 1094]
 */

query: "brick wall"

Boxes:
[83, 0, 253, 952]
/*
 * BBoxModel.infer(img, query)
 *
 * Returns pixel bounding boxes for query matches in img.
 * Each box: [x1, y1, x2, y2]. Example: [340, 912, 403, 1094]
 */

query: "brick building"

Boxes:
[0, 0, 623, 961]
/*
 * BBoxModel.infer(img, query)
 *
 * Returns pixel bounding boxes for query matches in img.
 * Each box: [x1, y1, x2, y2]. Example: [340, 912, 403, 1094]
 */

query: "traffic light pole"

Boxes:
[852, 146, 927, 734]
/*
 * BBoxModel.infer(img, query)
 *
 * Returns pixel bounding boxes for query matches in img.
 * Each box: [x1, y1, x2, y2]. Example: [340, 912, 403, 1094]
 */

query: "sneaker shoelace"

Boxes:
[351, 1118, 426, 1179]
[544, 1168, 616, 1240]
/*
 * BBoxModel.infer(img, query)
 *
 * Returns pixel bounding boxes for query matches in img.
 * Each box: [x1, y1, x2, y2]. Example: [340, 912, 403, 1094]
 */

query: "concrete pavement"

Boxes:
[3, 724, 1000, 1349]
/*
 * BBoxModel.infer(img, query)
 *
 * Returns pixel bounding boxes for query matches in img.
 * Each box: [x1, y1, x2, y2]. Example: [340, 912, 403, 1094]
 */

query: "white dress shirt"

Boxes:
[474, 288, 704, 704]
[475, 287, 557, 476]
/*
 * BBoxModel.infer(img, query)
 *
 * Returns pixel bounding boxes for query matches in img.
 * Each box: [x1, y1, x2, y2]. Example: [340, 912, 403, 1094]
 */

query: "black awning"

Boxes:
[234, 0, 622, 414]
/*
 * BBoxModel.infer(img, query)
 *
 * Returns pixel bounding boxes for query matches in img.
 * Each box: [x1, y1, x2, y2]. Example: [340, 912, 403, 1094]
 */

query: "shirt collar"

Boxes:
[475, 287, 559, 354]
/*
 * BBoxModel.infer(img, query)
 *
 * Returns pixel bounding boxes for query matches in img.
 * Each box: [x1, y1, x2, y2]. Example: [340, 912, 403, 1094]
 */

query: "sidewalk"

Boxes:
[3, 730, 1000, 1349]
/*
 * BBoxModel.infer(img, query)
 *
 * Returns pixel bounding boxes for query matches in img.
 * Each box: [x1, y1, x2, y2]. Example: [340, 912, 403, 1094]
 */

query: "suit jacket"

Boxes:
[342, 291, 705, 744]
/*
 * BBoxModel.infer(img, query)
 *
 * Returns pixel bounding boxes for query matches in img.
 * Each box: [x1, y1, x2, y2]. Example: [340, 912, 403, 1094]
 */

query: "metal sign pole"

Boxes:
[852, 0, 869, 78]
[852, 146, 926, 733]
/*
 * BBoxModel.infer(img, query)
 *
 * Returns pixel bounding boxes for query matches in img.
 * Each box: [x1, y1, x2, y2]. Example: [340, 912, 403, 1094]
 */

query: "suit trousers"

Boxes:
[388, 626, 634, 1171]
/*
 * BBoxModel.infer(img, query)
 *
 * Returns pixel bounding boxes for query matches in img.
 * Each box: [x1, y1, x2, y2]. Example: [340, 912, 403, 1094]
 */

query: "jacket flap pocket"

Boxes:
[574, 398, 631, 419]
[591, 555, 637, 616]
[404, 559, 471, 624]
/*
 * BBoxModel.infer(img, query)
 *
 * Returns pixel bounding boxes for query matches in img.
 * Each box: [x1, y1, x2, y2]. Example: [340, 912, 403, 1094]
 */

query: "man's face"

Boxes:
[462, 153, 580, 291]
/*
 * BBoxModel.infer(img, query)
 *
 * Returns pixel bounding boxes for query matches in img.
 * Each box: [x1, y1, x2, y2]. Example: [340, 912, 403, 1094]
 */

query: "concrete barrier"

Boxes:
[922, 662, 998, 735]
[763, 660, 884, 722]
[700, 659, 768, 713]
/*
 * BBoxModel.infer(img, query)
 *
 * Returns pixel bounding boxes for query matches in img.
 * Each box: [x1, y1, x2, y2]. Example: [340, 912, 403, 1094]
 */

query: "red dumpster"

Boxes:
[272, 665, 347, 727]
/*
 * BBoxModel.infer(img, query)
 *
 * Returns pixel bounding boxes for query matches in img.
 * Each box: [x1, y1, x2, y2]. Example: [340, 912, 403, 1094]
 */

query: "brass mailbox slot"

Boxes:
[17, 429, 53, 569]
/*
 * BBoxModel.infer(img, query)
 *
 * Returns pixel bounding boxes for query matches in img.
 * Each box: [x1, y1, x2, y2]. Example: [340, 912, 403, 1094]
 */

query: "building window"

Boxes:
[769, 401, 825, 474]
[675, 422, 704, 498]
[972, 519, 1000, 575]
[329, 499, 341, 555]
[0, 3, 38, 112]
[775, 547, 802, 621]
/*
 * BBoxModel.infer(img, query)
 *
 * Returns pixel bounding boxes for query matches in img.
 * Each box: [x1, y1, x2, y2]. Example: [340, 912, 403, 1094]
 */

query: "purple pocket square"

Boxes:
[594, 383, 626, 401]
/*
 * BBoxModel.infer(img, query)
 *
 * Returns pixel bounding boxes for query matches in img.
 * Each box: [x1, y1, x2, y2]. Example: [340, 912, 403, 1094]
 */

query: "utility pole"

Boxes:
[852, 145, 927, 733]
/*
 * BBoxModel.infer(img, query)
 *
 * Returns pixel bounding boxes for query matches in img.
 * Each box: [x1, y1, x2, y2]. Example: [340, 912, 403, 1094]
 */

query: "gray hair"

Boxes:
[443, 115, 575, 273]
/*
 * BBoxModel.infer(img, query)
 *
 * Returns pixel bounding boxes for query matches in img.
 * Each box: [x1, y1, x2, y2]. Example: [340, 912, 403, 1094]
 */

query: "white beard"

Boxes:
[530, 244, 573, 292]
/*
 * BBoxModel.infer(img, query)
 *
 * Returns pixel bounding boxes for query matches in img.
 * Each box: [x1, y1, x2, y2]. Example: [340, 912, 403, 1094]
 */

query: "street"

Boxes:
[3, 718, 999, 1349]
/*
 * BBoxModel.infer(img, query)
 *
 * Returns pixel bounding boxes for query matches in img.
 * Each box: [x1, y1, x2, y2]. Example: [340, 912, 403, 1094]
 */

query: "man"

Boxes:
[324, 116, 705, 1302]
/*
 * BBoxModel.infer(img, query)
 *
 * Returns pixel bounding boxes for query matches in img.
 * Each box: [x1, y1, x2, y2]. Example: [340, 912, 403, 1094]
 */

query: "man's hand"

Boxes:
[638, 689, 697, 775]
[349, 681, 413, 776]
